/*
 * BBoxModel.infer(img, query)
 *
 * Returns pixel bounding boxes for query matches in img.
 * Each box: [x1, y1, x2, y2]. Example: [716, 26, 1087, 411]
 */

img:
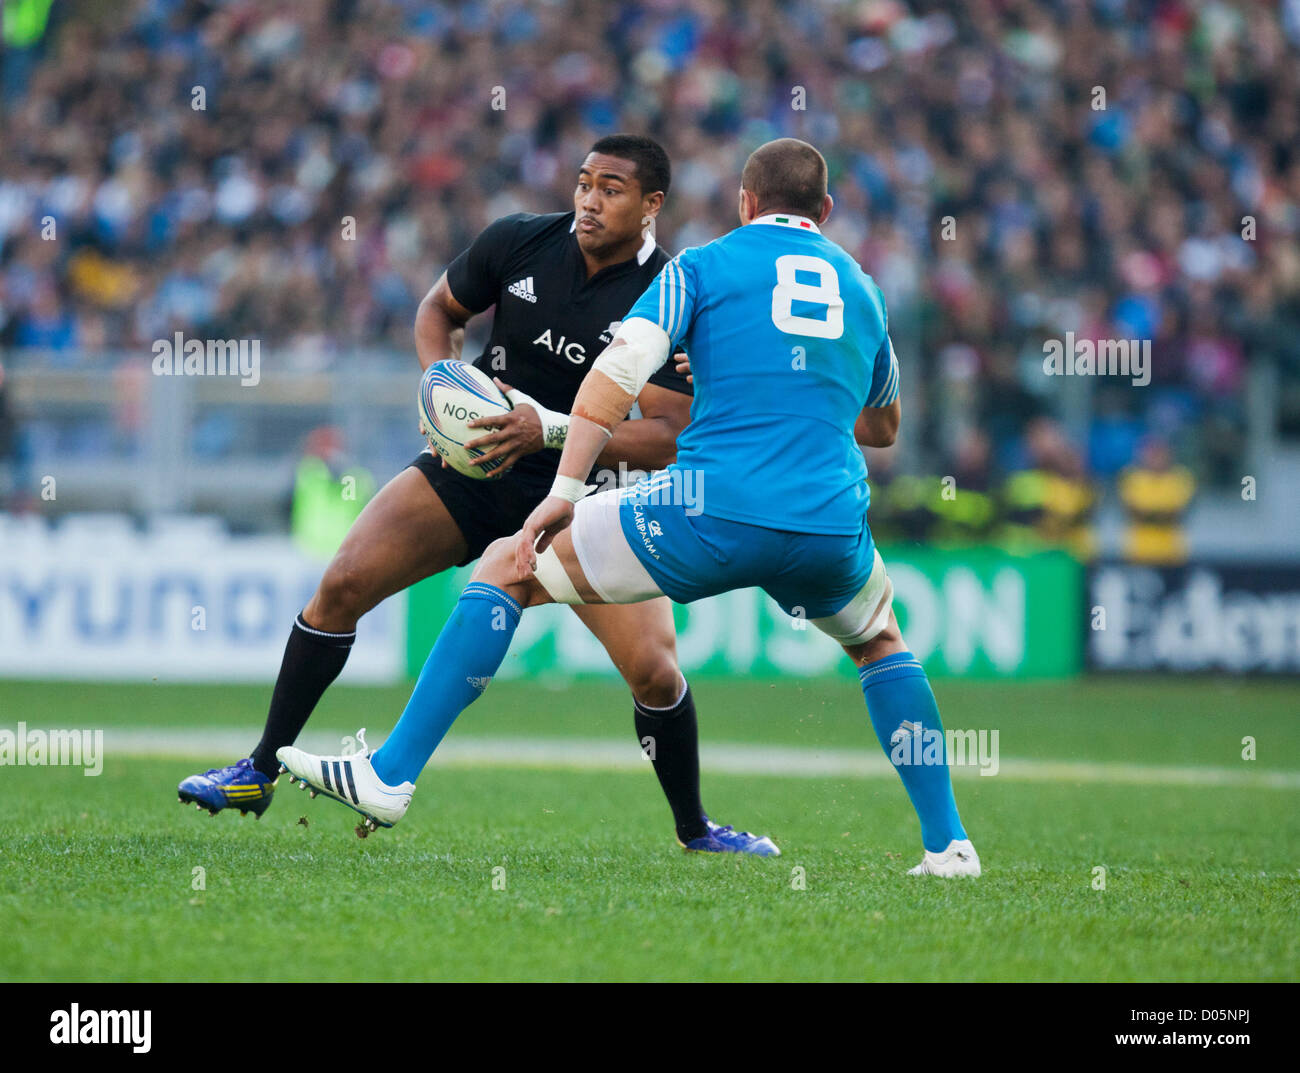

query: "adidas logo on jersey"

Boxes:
[507, 276, 538, 303]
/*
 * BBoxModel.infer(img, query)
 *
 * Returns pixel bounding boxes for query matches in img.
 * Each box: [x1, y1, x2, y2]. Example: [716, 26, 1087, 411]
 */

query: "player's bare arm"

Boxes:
[595, 381, 688, 470]
[855, 398, 900, 448]
[464, 376, 687, 476]
[415, 269, 546, 476]
[414, 272, 471, 370]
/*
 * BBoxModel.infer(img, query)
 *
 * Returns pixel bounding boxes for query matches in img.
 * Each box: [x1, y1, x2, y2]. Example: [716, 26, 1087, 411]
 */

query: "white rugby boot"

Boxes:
[276, 728, 413, 838]
[907, 838, 981, 877]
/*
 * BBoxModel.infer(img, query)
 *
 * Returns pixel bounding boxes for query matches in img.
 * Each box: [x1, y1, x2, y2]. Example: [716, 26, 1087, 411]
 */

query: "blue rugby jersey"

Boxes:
[625, 213, 899, 535]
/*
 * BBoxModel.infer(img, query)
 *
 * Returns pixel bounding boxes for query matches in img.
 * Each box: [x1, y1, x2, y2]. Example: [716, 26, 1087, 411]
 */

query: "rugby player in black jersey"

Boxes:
[178, 134, 777, 855]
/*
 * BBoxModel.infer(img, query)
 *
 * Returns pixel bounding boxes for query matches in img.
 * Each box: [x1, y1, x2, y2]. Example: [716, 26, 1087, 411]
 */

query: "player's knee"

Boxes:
[623, 655, 683, 708]
[313, 554, 376, 628]
[470, 538, 515, 586]
[844, 621, 906, 668]
[471, 538, 551, 607]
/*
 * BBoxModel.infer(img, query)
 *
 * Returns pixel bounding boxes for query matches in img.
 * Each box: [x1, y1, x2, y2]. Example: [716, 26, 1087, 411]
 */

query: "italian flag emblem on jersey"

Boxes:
[774, 216, 813, 228]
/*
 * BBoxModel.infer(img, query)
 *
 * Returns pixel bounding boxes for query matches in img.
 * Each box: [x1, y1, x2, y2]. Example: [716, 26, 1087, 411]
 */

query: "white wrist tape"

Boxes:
[550, 475, 595, 503]
[591, 317, 671, 397]
[505, 387, 570, 450]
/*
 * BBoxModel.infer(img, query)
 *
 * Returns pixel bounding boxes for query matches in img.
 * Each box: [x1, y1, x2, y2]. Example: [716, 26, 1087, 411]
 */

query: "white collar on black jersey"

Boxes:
[635, 229, 656, 264]
[570, 216, 659, 265]
[751, 212, 821, 233]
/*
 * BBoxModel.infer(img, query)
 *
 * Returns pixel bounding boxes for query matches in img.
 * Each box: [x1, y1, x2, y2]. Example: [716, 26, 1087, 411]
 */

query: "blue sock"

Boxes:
[371, 582, 521, 786]
[859, 651, 967, 852]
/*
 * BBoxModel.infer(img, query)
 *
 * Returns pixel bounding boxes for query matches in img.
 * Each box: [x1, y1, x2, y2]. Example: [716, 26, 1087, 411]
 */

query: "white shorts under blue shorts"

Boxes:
[533, 473, 895, 645]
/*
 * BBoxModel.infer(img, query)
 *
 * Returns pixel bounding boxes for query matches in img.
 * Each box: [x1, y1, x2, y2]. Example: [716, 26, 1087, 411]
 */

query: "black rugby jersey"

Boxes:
[444, 211, 691, 483]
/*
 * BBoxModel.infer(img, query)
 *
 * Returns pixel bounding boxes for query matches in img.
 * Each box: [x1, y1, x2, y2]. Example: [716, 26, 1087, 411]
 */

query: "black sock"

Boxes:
[634, 681, 707, 843]
[249, 613, 356, 778]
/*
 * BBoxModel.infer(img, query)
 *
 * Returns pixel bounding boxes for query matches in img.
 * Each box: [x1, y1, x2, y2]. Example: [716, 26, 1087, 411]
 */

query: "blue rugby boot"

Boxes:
[178, 758, 276, 818]
[680, 818, 780, 857]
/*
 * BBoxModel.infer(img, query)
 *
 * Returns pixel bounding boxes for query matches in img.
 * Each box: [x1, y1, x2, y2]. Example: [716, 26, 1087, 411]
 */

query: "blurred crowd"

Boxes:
[865, 417, 1196, 562]
[2, 0, 1299, 510]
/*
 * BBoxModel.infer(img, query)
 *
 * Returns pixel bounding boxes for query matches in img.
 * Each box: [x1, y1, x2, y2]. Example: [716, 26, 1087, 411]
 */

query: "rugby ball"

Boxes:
[418, 360, 513, 479]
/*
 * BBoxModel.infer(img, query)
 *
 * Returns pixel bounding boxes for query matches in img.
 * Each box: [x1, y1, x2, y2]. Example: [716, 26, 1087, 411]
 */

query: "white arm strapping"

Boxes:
[503, 385, 569, 450]
[590, 317, 672, 398]
[549, 474, 595, 503]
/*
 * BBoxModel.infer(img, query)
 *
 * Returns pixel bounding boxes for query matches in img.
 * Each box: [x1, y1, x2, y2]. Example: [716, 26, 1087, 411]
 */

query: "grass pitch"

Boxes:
[1, 676, 1297, 981]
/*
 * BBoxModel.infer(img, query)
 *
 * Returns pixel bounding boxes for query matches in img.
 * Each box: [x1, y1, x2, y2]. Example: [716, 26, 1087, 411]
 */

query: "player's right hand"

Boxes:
[674, 352, 692, 383]
[465, 379, 544, 477]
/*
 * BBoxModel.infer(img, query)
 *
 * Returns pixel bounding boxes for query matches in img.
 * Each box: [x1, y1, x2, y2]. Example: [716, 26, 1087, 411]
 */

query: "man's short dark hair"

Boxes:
[741, 138, 827, 219]
[588, 134, 671, 198]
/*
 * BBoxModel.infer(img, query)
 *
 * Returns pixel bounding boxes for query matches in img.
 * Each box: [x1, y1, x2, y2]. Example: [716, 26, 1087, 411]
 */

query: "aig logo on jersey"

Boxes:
[507, 276, 538, 303]
[533, 329, 588, 364]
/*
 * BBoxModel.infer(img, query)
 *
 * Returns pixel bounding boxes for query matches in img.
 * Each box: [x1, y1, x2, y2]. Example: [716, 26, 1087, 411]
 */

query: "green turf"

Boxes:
[1, 678, 1297, 981]
[3, 674, 1296, 765]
